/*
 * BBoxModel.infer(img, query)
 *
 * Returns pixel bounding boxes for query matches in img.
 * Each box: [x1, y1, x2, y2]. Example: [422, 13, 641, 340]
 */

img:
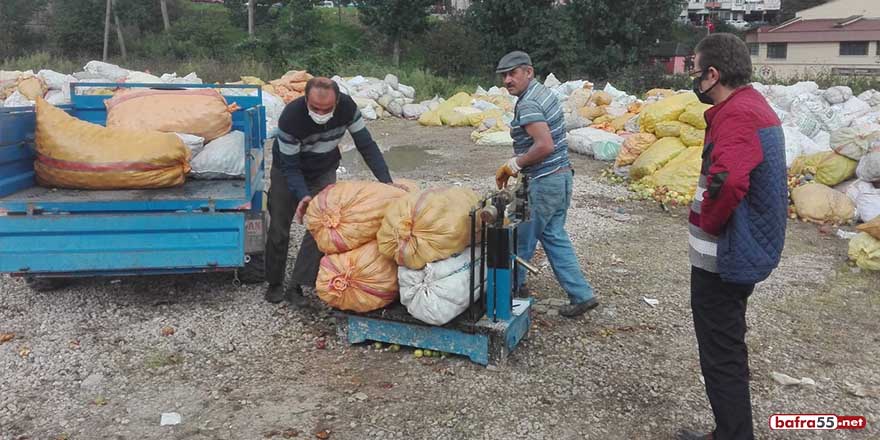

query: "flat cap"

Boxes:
[495, 51, 532, 73]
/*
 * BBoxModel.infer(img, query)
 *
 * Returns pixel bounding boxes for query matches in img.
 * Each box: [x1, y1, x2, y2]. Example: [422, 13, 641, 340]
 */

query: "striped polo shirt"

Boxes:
[510, 79, 571, 178]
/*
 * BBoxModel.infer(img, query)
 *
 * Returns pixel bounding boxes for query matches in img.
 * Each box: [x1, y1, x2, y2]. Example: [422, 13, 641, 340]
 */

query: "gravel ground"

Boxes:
[1, 119, 878, 440]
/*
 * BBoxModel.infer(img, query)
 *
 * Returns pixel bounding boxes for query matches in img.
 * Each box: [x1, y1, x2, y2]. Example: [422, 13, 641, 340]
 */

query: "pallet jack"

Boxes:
[335, 177, 537, 366]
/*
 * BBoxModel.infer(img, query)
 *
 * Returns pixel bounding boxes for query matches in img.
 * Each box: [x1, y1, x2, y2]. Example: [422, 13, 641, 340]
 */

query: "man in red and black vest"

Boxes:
[677, 34, 788, 440]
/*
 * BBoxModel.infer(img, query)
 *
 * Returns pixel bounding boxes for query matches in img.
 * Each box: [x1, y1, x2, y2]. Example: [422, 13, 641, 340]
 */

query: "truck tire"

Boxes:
[24, 276, 71, 292]
[237, 253, 266, 284]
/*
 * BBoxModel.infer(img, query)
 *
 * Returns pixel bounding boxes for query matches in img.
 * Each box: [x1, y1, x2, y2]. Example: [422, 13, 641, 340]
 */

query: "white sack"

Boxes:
[857, 152, 880, 182]
[567, 127, 624, 157]
[190, 131, 246, 179]
[399, 249, 481, 326]
[175, 133, 206, 157]
[125, 71, 163, 84]
[846, 179, 880, 222]
[4, 91, 33, 108]
[403, 103, 429, 119]
[823, 86, 853, 105]
[544, 73, 561, 89]
[83, 60, 129, 82]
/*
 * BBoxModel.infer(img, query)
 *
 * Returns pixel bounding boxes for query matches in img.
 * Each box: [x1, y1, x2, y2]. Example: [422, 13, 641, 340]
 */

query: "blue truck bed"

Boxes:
[0, 83, 268, 279]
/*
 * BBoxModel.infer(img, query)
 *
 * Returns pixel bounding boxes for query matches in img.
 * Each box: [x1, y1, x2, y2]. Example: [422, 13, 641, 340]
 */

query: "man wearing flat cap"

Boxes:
[494, 50, 598, 318]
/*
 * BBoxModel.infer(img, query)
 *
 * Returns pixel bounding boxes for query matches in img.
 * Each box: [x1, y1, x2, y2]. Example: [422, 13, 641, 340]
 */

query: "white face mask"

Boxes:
[309, 110, 333, 125]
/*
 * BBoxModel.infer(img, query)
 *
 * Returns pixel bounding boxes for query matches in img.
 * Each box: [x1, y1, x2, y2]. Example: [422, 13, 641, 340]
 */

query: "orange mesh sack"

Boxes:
[316, 241, 399, 313]
[377, 187, 481, 270]
[34, 98, 190, 190]
[306, 181, 409, 254]
[105, 89, 235, 141]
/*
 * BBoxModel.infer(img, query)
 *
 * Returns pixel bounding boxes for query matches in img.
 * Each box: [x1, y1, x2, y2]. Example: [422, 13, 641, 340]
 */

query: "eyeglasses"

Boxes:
[688, 70, 704, 79]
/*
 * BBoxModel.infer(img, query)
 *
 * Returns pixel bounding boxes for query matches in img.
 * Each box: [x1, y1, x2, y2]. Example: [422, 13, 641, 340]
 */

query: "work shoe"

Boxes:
[674, 429, 713, 440]
[285, 285, 308, 307]
[559, 297, 599, 318]
[264, 284, 284, 304]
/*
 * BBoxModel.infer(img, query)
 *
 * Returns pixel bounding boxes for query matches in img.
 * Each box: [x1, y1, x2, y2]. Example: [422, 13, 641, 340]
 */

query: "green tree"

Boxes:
[419, 18, 483, 77]
[0, 0, 48, 58]
[173, 8, 242, 58]
[567, 0, 684, 79]
[358, 0, 434, 67]
[224, 0, 276, 30]
[269, 0, 322, 58]
[468, 0, 579, 78]
[50, 0, 106, 55]
[115, 0, 183, 35]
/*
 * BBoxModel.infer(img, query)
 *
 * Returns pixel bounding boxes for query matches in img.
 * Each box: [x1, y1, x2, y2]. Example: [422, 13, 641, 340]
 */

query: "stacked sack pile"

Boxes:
[33, 95, 192, 190]
[1, 62, 423, 140]
[415, 73, 601, 148]
[619, 91, 710, 207]
[752, 82, 880, 271]
[305, 181, 413, 313]
[335, 74, 418, 121]
[307, 181, 484, 325]
[33, 79, 246, 190]
[2, 61, 203, 108]
[1, 61, 204, 109]
[416, 86, 518, 147]
[227, 72, 422, 134]
[753, 82, 880, 228]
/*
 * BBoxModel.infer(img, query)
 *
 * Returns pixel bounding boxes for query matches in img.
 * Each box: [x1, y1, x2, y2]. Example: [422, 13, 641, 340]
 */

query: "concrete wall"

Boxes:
[750, 40, 880, 79]
[796, 0, 880, 19]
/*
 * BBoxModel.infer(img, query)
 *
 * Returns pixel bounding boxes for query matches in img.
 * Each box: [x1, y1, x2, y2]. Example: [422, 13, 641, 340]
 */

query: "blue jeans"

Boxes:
[516, 171, 595, 304]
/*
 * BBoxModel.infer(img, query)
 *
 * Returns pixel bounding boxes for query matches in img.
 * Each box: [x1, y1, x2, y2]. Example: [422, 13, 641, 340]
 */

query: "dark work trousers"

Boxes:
[691, 266, 756, 440]
[265, 165, 337, 289]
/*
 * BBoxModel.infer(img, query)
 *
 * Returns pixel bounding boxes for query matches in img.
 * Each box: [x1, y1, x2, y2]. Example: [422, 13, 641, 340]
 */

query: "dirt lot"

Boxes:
[1, 119, 878, 440]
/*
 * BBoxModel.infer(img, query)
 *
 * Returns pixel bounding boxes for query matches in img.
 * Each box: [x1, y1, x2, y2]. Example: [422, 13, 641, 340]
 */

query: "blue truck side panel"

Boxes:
[0, 84, 267, 277]
[0, 109, 37, 198]
[0, 212, 245, 273]
[0, 84, 266, 213]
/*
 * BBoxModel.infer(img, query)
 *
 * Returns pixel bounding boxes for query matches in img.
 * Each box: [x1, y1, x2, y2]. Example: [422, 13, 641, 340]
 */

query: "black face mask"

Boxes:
[692, 71, 718, 105]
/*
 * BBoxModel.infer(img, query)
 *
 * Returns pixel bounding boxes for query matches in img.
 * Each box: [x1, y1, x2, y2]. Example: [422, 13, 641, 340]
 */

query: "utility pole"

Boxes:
[248, 0, 255, 36]
[160, 0, 171, 32]
[103, 0, 112, 61]
[112, 0, 127, 60]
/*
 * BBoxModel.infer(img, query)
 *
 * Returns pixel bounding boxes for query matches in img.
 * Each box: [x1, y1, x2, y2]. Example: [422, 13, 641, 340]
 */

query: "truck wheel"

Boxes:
[237, 253, 266, 284]
[24, 277, 71, 292]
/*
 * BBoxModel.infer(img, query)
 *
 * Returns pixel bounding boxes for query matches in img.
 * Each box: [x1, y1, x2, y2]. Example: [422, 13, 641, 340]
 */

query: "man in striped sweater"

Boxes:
[494, 51, 598, 318]
[677, 34, 788, 440]
[265, 77, 395, 304]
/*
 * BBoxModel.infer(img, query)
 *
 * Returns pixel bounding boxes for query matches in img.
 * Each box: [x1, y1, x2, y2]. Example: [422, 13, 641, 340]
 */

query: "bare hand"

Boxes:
[387, 182, 410, 191]
[294, 195, 312, 225]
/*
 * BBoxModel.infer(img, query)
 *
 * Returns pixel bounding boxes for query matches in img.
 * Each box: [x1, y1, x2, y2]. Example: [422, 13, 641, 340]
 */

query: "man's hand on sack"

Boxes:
[495, 157, 521, 189]
[294, 195, 313, 225]
[386, 181, 410, 191]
